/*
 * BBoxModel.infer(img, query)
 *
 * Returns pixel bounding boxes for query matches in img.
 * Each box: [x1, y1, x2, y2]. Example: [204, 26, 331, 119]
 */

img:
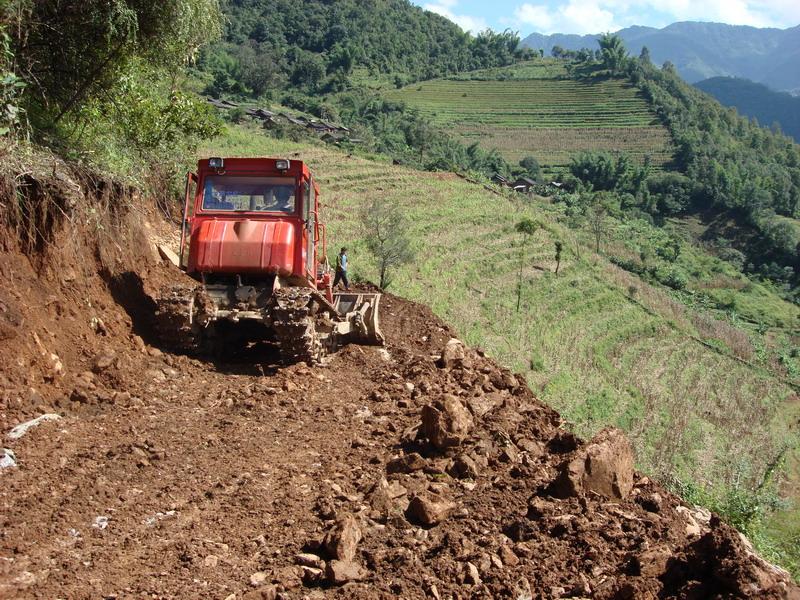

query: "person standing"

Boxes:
[333, 247, 349, 290]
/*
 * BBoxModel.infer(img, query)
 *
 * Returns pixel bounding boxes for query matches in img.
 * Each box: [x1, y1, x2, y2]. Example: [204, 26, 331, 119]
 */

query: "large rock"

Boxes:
[407, 492, 457, 527]
[386, 452, 426, 474]
[551, 428, 634, 500]
[421, 394, 474, 449]
[449, 453, 480, 479]
[242, 586, 277, 600]
[322, 514, 362, 562]
[367, 478, 407, 523]
[438, 338, 466, 369]
[325, 560, 367, 585]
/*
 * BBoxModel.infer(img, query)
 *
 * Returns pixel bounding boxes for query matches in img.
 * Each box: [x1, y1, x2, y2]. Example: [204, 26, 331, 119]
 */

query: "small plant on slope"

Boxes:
[361, 198, 415, 289]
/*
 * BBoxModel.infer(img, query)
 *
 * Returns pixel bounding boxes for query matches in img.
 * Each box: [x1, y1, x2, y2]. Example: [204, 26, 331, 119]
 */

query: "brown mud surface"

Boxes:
[1, 161, 799, 599]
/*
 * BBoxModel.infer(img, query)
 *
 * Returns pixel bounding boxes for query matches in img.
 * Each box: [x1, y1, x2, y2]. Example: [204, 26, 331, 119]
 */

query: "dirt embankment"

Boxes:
[0, 158, 798, 599]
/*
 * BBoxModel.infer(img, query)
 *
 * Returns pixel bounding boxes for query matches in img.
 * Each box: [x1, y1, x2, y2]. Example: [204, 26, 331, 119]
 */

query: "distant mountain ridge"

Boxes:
[695, 76, 800, 142]
[521, 22, 800, 92]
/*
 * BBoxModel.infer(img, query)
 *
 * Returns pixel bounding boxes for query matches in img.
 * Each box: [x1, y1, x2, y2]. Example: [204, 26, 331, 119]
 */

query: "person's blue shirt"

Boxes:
[337, 253, 348, 271]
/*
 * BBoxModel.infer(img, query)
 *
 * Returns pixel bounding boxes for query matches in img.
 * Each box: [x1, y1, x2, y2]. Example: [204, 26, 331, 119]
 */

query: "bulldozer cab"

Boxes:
[179, 157, 326, 291]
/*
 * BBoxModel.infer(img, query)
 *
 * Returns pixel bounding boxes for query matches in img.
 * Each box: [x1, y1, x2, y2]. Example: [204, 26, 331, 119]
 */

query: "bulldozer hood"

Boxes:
[189, 218, 297, 275]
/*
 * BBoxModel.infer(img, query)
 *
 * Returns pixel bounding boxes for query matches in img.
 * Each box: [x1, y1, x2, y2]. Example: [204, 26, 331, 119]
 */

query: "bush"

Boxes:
[654, 265, 688, 290]
[646, 172, 697, 215]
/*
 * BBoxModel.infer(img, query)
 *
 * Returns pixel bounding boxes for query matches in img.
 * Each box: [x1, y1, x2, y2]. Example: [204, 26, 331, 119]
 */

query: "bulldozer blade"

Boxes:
[333, 291, 385, 346]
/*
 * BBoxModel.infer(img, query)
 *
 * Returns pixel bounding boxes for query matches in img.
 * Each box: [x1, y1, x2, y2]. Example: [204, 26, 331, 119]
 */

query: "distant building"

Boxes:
[491, 173, 509, 186]
[511, 177, 537, 193]
[207, 97, 239, 110]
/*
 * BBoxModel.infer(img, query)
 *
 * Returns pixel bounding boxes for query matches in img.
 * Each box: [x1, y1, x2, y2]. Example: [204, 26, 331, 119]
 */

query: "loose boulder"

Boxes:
[325, 560, 367, 585]
[407, 492, 457, 527]
[421, 394, 474, 449]
[438, 338, 466, 369]
[322, 514, 362, 562]
[551, 427, 634, 500]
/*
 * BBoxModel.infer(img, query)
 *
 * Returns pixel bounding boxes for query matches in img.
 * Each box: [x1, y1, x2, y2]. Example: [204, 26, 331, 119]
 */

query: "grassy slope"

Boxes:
[384, 59, 674, 170]
[200, 125, 800, 572]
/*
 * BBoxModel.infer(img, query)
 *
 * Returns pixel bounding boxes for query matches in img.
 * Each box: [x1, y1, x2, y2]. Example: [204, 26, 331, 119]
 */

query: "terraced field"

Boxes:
[385, 60, 674, 170]
[201, 125, 799, 571]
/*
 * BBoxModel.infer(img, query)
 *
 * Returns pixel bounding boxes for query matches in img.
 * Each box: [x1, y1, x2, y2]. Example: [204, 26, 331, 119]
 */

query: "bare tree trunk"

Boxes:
[517, 242, 524, 312]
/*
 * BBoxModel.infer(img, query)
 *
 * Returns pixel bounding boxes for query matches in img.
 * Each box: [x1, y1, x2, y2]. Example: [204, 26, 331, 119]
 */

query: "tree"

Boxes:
[519, 156, 541, 180]
[10, 0, 221, 126]
[554, 240, 563, 275]
[639, 45, 652, 65]
[515, 218, 539, 311]
[290, 50, 325, 89]
[597, 33, 627, 75]
[327, 44, 354, 75]
[361, 199, 415, 289]
[588, 201, 607, 253]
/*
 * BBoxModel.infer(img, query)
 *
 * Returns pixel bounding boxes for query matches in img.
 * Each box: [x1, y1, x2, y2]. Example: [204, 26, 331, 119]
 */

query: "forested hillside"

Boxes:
[696, 77, 800, 142]
[187, 0, 539, 180]
[198, 0, 531, 98]
[1, 0, 223, 197]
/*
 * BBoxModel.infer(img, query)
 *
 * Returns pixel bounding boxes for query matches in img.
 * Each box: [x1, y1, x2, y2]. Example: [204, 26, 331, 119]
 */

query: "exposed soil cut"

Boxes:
[1, 161, 798, 599]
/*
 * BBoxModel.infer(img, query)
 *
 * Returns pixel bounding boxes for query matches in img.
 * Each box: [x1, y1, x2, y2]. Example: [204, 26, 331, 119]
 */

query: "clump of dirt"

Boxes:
[0, 154, 797, 599]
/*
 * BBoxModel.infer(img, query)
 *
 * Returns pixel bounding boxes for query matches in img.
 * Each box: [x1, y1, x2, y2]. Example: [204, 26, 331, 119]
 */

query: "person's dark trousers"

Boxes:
[333, 269, 349, 290]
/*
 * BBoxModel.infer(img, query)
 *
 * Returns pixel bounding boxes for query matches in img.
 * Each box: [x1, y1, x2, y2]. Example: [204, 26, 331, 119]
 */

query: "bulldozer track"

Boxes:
[271, 287, 323, 365]
[153, 284, 203, 353]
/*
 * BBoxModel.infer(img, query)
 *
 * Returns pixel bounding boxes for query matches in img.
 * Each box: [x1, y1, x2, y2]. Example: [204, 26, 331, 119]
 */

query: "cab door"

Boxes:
[304, 178, 315, 277]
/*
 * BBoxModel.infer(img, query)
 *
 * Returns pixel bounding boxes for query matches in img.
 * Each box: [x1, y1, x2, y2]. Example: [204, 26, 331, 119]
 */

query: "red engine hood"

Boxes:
[189, 218, 298, 275]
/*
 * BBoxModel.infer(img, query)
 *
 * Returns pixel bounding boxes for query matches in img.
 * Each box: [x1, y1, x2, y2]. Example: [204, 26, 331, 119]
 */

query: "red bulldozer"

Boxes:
[154, 157, 383, 363]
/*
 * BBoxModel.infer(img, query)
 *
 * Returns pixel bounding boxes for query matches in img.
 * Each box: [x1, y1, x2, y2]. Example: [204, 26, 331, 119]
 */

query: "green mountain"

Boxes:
[695, 76, 800, 141]
[199, 0, 531, 98]
[522, 22, 800, 92]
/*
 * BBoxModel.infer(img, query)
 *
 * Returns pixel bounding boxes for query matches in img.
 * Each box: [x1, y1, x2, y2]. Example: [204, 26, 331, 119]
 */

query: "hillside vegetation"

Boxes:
[696, 76, 800, 142]
[203, 124, 800, 574]
[385, 59, 673, 170]
[198, 0, 531, 98]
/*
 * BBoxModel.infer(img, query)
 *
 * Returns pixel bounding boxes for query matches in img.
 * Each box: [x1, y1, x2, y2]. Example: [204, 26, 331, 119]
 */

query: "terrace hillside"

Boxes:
[385, 60, 674, 172]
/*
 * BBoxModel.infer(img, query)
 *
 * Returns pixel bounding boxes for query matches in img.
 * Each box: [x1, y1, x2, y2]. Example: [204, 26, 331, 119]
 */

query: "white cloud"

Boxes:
[424, 1, 489, 33]
[514, 1, 619, 34]
[514, 4, 554, 31]
[640, 0, 776, 27]
[512, 0, 800, 34]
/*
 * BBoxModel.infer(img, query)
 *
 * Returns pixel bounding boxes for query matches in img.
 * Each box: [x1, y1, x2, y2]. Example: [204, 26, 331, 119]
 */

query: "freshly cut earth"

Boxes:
[0, 161, 798, 599]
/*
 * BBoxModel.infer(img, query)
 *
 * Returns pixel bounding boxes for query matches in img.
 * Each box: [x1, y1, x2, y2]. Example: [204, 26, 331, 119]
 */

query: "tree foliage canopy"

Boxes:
[361, 198, 415, 289]
[199, 0, 529, 98]
[6, 0, 220, 125]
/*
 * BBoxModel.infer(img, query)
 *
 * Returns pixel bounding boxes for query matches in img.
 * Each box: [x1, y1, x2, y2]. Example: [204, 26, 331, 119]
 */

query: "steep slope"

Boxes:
[522, 22, 800, 91]
[1, 146, 798, 598]
[203, 126, 800, 571]
[695, 76, 800, 141]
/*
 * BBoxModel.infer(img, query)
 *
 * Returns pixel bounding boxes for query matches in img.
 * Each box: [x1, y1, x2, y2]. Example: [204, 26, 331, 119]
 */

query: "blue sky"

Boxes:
[415, 0, 800, 35]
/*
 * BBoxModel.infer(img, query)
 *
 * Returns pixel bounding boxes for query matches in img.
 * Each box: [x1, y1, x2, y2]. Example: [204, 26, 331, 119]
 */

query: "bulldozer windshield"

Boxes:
[202, 176, 296, 213]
